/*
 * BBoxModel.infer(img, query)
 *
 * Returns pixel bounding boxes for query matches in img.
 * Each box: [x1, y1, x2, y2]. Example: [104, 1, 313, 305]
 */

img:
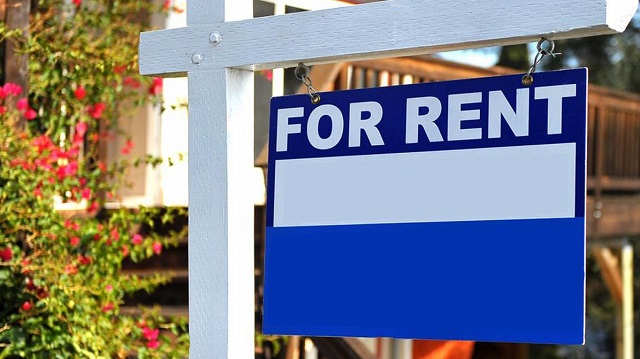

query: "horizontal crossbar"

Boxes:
[139, 0, 637, 76]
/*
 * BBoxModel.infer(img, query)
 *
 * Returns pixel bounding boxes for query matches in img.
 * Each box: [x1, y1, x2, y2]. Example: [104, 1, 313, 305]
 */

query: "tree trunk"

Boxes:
[3, 0, 30, 130]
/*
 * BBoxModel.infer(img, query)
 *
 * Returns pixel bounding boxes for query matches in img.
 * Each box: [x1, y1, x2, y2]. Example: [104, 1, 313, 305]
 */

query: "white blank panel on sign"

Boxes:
[273, 143, 576, 227]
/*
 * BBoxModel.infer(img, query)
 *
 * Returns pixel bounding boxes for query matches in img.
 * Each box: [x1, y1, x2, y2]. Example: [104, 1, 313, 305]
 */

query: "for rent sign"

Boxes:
[264, 69, 587, 344]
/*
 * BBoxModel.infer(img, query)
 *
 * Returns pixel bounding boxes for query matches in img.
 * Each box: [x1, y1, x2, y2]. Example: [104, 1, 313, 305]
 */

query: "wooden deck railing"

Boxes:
[588, 87, 640, 192]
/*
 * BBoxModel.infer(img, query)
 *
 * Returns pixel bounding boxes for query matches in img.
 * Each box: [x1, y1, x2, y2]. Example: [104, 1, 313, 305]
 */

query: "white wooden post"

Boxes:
[138, 0, 637, 357]
[186, 1, 254, 358]
[271, 2, 286, 98]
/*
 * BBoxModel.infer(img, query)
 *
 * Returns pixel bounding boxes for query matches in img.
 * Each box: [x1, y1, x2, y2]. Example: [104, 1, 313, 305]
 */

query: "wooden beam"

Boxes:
[139, 0, 637, 76]
[587, 177, 640, 192]
[586, 196, 640, 238]
[592, 247, 622, 304]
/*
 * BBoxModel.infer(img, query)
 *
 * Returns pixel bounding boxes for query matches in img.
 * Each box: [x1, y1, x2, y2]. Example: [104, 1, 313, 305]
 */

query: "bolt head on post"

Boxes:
[210, 32, 221, 45]
[192, 52, 204, 64]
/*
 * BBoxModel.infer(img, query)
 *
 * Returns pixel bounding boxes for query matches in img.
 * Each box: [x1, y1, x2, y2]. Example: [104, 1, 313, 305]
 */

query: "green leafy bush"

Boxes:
[0, 0, 189, 357]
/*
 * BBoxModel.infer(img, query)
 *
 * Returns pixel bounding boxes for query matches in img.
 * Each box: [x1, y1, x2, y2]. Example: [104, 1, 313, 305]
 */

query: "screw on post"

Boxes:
[522, 37, 561, 86]
[295, 63, 321, 104]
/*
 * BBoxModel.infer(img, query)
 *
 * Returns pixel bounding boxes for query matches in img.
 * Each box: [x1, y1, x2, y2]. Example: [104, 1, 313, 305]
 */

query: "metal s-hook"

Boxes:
[295, 63, 321, 104]
[522, 38, 561, 86]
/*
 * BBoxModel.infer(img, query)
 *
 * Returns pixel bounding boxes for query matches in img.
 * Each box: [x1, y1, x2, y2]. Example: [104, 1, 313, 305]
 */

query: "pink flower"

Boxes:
[261, 70, 273, 81]
[16, 98, 28, 111]
[146, 340, 160, 349]
[80, 188, 91, 200]
[34, 158, 51, 171]
[132, 234, 143, 245]
[87, 201, 99, 214]
[69, 236, 80, 246]
[0, 247, 12, 261]
[21, 301, 32, 311]
[75, 121, 88, 136]
[97, 161, 107, 172]
[87, 102, 106, 119]
[123, 77, 141, 88]
[149, 77, 163, 96]
[64, 219, 80, 231]
[121, 140, 134, 155]
[102, 302, 114, 312]
[105, 284, 113, 292]
[72, 134, 84, 147]
[57, 162, 79, 180]
[33, 135, 54, 153]
[74, 85, 86, 99]
[142, 327, 159, 341]
[78, 255, 92, 265]
[25, 108, 37, 120]
[64, 264, 78, 275]
[162, 0, 171, 11]
[3, 83, 22, 96]
[0, 106, 6, 114]
[152, 241, 162, 255]
[33, 187, 43, 198]
[121, 245, 130, 257]
[110, 228, 120, 241]
[72, 0, 81, 6]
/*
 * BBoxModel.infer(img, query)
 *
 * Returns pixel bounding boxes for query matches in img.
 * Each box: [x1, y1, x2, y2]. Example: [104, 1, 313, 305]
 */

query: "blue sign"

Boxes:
[264, 69, 587, 344]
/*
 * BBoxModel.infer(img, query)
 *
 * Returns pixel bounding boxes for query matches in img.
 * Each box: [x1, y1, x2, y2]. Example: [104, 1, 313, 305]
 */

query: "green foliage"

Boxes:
[496, 9, 640, 93]
[496, 43, 530, 71]
[544, 10, 640, 93]
[0, 0, 189, 357]
[255, 333, 288, 357]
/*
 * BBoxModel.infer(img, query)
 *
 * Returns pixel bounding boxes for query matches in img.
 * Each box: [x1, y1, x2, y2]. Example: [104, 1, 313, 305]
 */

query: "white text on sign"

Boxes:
[276, 84, 577, 152]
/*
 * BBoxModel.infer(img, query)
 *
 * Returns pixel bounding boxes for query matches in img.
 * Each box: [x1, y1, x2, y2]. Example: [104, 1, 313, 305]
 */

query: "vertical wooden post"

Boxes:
[393, 339, 412, 359]
[187, 0, 254, 358]
[4, 0, 29, 86]
[593, 107, 606, 238]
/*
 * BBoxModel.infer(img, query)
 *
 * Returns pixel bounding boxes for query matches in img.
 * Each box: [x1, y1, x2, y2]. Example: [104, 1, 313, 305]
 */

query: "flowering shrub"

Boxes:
[0, 0, 189, 357]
